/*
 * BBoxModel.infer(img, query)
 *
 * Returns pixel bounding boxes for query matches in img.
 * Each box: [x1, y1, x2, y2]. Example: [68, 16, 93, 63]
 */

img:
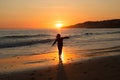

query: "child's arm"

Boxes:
[51, 39, 57, 46]
[63, 36, 70, 39]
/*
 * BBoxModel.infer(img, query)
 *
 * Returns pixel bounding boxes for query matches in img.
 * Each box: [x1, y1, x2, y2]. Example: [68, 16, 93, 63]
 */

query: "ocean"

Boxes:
[0, 28, 120, 59]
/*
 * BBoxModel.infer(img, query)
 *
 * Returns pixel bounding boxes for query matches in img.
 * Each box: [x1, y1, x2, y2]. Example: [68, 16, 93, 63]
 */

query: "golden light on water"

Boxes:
[60, 48, 70, 63]
[0, 47, 83, 73]
[59, 47, 83, 64]
[61, 51, 64, 61]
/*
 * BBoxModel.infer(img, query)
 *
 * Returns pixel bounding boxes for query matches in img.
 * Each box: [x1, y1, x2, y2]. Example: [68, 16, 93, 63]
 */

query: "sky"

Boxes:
[0, 0, 120, 29]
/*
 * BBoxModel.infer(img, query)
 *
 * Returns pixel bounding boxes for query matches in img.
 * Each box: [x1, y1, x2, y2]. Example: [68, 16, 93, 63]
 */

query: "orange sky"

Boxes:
[0, 0, 120, 29]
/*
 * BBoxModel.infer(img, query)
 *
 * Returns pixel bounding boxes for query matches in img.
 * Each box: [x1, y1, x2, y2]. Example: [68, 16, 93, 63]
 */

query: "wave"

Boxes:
[86, 45, 120, 51]
[86, 46, 120, 56]
[84, 31, 120, 36]
[0, 39, 53, 48]
[91, 38, 120, 43]
[1, 34, 51, 39]
[77, 45, 120, 57]
[72, 31, 120, 38]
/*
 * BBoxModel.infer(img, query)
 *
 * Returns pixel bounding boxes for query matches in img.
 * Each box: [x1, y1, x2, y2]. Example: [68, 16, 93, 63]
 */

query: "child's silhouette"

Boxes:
[52, 34, 69, 58]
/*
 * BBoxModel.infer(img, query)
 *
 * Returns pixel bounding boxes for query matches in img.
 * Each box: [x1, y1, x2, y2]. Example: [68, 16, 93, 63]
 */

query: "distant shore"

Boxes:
[0, 51, 120, 80]
[65, 19, 120, 28]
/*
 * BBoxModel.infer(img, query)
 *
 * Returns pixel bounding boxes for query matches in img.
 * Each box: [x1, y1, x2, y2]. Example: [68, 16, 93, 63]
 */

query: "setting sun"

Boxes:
[55, 23, 63, 28]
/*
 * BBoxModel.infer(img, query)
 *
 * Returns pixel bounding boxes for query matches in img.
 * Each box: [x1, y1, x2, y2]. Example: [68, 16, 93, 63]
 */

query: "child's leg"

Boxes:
[58, 46, 62, 57]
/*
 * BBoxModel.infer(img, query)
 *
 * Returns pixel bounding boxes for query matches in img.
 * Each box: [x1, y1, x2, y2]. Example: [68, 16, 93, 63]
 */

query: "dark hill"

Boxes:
[65, 19, 120, 28]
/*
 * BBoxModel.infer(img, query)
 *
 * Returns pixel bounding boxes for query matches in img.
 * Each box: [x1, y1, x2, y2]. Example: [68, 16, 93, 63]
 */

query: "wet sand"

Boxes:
[0, 52, 120, 80]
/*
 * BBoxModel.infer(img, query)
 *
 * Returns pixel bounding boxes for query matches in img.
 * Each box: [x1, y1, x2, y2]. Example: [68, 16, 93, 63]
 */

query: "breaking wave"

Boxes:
[0, 39, 53, 48]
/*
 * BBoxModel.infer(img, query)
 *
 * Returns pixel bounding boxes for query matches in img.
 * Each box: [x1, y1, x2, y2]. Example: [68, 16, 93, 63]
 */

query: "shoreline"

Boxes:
[0, 52, 120, 80]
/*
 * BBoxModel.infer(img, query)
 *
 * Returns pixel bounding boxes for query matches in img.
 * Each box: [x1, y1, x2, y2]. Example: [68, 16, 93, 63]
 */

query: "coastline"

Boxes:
[0, 52, 120, 80]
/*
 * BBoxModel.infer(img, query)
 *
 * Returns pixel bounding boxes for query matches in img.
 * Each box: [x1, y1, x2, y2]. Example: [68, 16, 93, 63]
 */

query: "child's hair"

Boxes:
[56, 34, 61, 38]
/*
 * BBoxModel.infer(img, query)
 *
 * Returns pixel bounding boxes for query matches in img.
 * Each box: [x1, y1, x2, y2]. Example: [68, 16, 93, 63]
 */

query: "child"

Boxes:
[52, 34, 69, 58]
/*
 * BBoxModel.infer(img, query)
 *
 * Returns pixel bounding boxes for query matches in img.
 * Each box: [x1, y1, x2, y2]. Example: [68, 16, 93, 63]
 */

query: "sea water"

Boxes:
[0, 28, 120, 58]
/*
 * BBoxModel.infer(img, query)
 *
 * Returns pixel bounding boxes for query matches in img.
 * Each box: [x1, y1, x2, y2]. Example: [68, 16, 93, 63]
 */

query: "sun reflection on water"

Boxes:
[61, 51, 64, 62]
[59, 47, 84, 64]
[0, 47, 83, 74]
[60, 48, 73, 63]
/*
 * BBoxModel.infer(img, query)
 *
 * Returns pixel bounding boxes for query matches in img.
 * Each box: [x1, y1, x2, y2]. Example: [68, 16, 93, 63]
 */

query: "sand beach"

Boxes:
[0, 51, 120, 80]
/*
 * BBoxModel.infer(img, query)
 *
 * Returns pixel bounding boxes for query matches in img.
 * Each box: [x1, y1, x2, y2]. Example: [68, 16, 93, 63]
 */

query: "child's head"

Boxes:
[56, 34, 61, 38]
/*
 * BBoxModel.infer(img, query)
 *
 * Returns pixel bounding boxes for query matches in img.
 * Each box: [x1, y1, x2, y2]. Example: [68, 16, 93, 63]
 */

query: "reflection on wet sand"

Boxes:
[58, 48, 83, 64]
[55, 48, 81, 80]
[0, 47, 82, 74]
[1, 46, 120, 80]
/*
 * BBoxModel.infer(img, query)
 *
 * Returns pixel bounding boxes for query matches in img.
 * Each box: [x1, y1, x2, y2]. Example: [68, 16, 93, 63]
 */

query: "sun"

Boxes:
[55, 23, 63, 28]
